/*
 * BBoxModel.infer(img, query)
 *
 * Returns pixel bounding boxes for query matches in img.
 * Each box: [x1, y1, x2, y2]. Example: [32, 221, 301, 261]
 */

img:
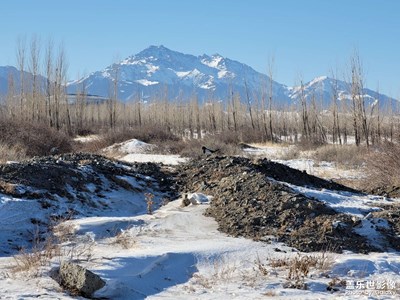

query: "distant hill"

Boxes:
[0, 47, 397, 110]
[0, 65, 48, 98]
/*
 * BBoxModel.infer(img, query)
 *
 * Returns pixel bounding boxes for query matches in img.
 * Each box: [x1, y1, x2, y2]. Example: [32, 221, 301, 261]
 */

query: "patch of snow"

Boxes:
[120, 153, 187, 165]
[283, 183, 392, 218]
[136, 79, 159, 86]
[120, 139, 154, 154]
[74, 134, 100, 143]
[201, 55, 223, 68]
[176, 70, 191, 78]
[103, 139, 155, 156]
[187, 193, 212, 205]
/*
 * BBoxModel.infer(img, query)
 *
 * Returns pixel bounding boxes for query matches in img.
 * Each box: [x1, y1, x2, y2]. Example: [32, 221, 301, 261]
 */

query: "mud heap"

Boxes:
[0, 153, 176, 203]
[176, 156, 400, 253]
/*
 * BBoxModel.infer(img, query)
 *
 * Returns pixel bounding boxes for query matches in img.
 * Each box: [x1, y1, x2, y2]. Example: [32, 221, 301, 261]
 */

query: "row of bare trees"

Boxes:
[6, 36, 70, 133]
[1, 39, 399, 147]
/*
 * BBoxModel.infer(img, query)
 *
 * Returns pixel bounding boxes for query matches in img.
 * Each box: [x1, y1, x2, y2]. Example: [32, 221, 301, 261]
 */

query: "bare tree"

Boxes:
[350, 51, 369, 147]
[16, 36, 26, 120]
[267, 56, 275, 142]
[29, 35, 41, 121]
[44, 38, 54, 127]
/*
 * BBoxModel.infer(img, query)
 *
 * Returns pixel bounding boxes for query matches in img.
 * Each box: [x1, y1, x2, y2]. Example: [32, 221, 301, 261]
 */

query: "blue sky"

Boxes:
[1, 0, 399, 95]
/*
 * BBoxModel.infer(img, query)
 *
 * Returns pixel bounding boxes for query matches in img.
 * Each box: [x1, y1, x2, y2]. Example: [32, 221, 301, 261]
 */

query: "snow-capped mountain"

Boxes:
[67, 45, 290, 104]
[0, 46, 397, 110]
[288, 75, 396, 109]
[66, 46, 397, 109]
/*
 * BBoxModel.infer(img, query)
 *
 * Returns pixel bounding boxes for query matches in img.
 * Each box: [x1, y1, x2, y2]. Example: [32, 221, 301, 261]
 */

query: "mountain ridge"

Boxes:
[0, 46, 397, 109]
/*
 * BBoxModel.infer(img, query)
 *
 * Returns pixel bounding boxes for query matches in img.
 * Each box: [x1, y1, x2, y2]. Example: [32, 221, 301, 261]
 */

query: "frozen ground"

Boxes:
[244, 143, 364, 183]
[103, 138, 188, 165]
[0, 141, 399, 299]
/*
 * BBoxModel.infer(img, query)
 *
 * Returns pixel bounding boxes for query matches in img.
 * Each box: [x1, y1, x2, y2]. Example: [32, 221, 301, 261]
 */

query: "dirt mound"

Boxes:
[367, 186, 400, 198]
[176, 156, 399, 253]
[0, 153, 176, 202]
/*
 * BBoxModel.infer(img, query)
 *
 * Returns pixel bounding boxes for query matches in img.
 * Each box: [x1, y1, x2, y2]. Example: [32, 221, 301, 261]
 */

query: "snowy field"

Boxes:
[0, 140, 399, 299]
[103, 138, 188, 165]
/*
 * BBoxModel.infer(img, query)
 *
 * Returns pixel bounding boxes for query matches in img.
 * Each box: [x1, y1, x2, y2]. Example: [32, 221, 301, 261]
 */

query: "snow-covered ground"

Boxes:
[1, 190, 399, 299]
[73, 134, 100, 143]
[0, 141, 399, 299]
[103, 138, 188, 165]
[244, 143, 364, 183]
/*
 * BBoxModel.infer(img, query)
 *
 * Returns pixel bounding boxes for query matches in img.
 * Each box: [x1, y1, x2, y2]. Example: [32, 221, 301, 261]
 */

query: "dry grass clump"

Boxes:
[12, 228, 60, 276]
[145, 193, 155, 215]
[267, 252, 334, 290]
[366, 142, 400, 188]
[0, 142, 27, 163]
[313, 144, 367, 167]
[174, 132, 241, 158]
[0, 119, 72, 158]
[52, 222, 77, 244]
[112, 229, 136, 249]
[11, 216, 97, 277]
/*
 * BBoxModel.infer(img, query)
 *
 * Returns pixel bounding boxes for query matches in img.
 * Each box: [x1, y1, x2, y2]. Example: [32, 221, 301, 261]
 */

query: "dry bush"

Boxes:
[0, 142, 27, 163]
[313, 144, 367, 167]
[267, 252, 334, 290]
[366, 142, 400, 187]
[279, 146, 300, 160]
[111, 228, 136, 249]
[0, 119, 72, 157]
[176, 133, 241, 158]
[12, 228, 60, 276]
[145, 193, 155, 215]
[52, 222, 77, 244]
[11, 215, 96, 277]
[73, 138, 109, 153]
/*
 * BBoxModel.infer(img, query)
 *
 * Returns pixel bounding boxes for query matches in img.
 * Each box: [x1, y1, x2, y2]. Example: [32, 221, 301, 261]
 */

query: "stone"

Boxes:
[59, 261, 106, 297]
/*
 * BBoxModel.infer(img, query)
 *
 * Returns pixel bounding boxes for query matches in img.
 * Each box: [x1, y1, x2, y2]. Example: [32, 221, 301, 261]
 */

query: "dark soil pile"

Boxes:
[367, 186, 400, 198]
[0, 153, 176, 202]
[176, 156, 400, 253]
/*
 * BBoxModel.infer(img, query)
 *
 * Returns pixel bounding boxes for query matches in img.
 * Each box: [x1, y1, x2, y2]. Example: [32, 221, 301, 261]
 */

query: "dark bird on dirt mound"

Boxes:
[202, 146, 219, 155]
[50, 147, 59, 155]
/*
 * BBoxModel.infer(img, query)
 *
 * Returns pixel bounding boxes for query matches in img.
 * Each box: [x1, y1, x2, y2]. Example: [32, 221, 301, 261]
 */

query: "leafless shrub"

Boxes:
[313, 144, 367, 167]
[267, 252, 334, 290]
[327, 277, 347, 292]
[279, 146, 300, 160]
[254, 254, 268, 276]
[111, 227, 136, 249]
[0, 119, 72, 157]
[52, 221, 77, 244]
[0, 142, 27, 163]
[73, 138, 109, 153]
[60, 233, 95, 263]
[366, 142, 400, 187]
[145, 193, 155, 215]
[263, 290, 278, 297]
[12, 227, 60, 276]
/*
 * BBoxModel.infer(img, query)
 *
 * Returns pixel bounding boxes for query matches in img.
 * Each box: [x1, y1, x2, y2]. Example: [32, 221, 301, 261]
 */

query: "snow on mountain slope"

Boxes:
[66, 46, 397, 109]
[67, 45, 290, 104]
[0, 46, 396, 109]
[288, 75, 396, 109]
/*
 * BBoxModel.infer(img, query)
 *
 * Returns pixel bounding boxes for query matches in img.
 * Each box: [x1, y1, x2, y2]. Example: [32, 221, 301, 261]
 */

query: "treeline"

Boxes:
[0, 37, 399, 148]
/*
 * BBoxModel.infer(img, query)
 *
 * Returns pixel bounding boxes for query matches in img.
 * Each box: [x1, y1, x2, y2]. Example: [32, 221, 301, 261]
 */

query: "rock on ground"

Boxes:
[59, 261, 106, 297]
